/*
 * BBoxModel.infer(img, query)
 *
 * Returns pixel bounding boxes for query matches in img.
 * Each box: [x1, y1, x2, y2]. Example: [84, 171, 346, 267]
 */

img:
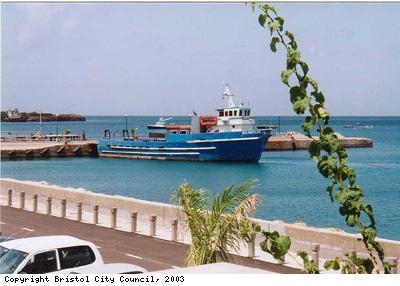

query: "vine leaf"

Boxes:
[289, 86, 306, 104]
[258, 13, 267, 27]
[293, 97, 311, 115]
[261, 4, 277, 15]
[324, 258, 341, 271]
[311, 91, 325, 104]
[299, 61, 309, 76]
[268, 20, 281, 34]
[260, 231, 291, 261]
[281, 69, 294, 86]
[270, 37, 280, 52]
[297, 251, 320, 274]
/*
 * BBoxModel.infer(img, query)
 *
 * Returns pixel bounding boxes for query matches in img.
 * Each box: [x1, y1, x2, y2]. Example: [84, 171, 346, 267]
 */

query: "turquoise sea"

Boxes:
[1, 116, 400, 240]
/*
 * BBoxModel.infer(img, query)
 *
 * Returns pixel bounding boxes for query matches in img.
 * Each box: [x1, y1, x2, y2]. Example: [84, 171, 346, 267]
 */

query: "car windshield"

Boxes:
[0, 246, 28, 274]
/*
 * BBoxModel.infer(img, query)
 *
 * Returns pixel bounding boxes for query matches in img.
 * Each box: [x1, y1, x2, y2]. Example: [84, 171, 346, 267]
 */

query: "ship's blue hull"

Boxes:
[97, 130, 270, 162]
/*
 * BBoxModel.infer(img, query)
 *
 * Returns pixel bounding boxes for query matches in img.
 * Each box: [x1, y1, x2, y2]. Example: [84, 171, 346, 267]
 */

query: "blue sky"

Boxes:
[2, 2, 400, 116]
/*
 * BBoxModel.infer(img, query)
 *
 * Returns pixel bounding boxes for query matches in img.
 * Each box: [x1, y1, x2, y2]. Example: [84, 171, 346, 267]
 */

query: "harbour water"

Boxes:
[1, 116, 399, 240]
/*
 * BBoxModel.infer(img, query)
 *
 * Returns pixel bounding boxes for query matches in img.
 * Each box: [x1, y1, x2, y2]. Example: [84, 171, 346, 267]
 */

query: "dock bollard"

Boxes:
[93, 205, 99, 225]
[61, 199, 67, 218]
[111, 208, 117, 229]
[130, 211, 138, 233]
[171, 219, 178, 241]
[32, 194, 38, 212]
[77, 202, 82, 222]
[247, 234, 256, 258]
[386, 257, 398, 274]
[149, 215, 157, 237]
[46, 197, 52, 215]
[7, 189, 12, 206]
[19, 192, 25, 210]
[311, 243, 320, 271]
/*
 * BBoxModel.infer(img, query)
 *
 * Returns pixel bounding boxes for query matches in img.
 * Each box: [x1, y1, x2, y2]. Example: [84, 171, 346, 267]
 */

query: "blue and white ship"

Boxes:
[97, 85, 271, 162]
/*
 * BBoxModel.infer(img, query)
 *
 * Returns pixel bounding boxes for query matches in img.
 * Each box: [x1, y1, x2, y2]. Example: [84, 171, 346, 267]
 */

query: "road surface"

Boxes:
[0, 206, 302, 273]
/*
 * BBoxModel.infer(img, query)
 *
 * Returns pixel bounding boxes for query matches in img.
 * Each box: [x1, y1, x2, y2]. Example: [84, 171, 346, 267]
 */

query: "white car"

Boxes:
[0, 235, 146, 274]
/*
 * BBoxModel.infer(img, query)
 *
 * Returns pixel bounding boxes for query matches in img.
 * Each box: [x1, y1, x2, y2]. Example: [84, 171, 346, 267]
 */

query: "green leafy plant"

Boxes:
[252, 2, 387, 273]
[240, 219, 261, 243]
[297, 251, 320, 274]
[260, 230, 291, 262]
[324, 252, 374, 274]
[172, 180, 260, 266]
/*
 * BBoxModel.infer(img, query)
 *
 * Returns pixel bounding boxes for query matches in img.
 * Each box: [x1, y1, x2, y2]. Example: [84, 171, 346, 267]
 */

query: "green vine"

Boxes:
[324, 252, 375, 274]
[297, 251, 320, 274]
[252, 3, 388, 273]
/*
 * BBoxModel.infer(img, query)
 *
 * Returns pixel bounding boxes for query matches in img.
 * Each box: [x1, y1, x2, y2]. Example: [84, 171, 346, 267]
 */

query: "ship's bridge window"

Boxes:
[170, 130, 177, 134]
[239, 110, 243, 116]
[224, 110, 228, 116]
[219, 110, 223, 116]
[180, 130, 188, 134]
[234, 110, 237, 116]
[229, 110, 233, 116]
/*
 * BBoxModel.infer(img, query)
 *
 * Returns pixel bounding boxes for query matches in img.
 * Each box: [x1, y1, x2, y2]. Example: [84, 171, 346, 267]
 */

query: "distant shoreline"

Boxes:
[1, 110, 86, 122]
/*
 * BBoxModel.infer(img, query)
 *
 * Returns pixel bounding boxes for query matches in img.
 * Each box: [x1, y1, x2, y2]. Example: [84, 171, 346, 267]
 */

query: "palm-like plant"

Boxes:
[173, 180, 260, 266]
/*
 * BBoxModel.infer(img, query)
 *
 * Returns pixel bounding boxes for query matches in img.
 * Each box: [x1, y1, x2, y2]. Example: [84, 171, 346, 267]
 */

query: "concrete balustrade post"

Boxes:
[32, 194, 38, 212]
[46, 197, 52, 215]
[7, 189, 12, 206]
[385, 257, 398, 274]
[149, 215, 157, 237]
[77, 202, 82, 222]
[93, 205, 99, 225]
[19, 192, 25, 210]
[311, 243, 320, 271]
[247, 234, 256, 258]
[61, 199, 67, 218]
[111, 208, 117, 229]
[171, 219, 178, 241]
[130, 211, 138, 233]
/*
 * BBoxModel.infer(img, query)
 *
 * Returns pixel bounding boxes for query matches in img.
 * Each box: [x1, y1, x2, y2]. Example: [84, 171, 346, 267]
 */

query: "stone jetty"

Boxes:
[266, 131, 373, 151]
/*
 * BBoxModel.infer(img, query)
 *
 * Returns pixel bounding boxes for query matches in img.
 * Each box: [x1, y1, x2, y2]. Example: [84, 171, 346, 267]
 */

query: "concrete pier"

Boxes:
[266, 132, 373, 151]
[0, 140, 98, 160]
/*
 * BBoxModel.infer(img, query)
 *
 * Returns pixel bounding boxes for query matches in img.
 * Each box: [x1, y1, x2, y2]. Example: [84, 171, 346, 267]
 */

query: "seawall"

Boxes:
[1, 178, 398, 272]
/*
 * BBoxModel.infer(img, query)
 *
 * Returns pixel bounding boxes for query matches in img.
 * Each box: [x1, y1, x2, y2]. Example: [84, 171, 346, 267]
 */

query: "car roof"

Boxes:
[70, 263, 147, 274]
[0, 235, 95, 253]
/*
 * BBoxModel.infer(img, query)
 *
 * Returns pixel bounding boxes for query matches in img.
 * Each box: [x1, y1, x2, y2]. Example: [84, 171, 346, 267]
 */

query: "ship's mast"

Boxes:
[223, 83, 236, 108]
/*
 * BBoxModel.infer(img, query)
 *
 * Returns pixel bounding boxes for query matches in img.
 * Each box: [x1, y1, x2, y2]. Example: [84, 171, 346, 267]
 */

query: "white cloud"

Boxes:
[16, 4, 75, 46]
